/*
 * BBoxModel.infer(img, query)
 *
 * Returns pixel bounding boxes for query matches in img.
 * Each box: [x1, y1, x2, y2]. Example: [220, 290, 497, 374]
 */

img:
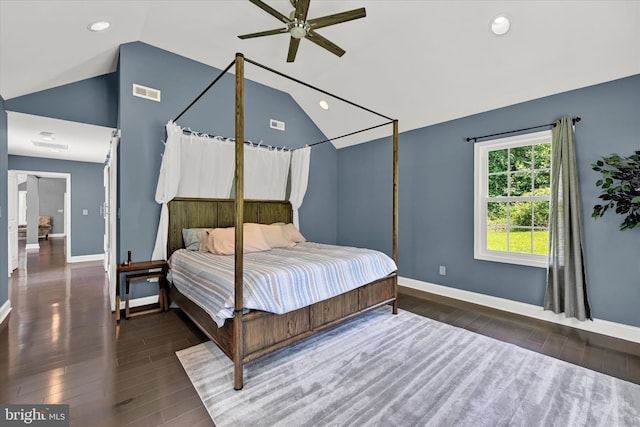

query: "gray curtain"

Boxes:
[544, 116, 592, 320]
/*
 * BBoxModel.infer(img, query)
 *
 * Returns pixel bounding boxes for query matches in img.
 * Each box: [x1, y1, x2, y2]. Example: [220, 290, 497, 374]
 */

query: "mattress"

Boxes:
[168, 242, 397, 327]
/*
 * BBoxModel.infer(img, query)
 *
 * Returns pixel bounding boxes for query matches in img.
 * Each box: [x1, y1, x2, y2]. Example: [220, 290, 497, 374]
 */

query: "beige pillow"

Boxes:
[259, 224, 296, 248]
[206, 223, 272, 255]
[282, 223, 306, 243]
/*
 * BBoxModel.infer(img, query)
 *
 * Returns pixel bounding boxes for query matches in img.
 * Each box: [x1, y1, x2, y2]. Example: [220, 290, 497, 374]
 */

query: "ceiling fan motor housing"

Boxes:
[288, 19, 310, 39]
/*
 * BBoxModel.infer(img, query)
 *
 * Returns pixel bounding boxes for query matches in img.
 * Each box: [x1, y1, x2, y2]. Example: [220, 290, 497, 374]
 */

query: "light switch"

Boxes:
[82, 209, 88, 216]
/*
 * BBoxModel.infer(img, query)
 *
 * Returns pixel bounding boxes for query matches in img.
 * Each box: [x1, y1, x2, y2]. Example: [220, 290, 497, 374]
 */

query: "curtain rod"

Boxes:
[466, 116, 581, 143]
[181, 128, 292, 151]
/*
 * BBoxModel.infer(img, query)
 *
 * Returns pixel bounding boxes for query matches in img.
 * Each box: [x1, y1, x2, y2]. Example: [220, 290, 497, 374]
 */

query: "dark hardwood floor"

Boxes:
[1, 238, 639, 426]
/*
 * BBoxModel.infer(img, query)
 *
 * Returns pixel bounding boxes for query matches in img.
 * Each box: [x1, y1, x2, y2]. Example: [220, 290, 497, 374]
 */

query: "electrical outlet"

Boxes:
[439, 265, 446, 275]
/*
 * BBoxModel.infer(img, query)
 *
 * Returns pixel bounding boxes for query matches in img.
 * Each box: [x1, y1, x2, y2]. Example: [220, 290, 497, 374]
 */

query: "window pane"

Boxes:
[489, 149, 508, 173]
[533, 228, 549, 255]
[533, 201, 549, 227]
[487, 202, 507, 223]
[487, 225, 507, 252]
[510, 146, 532, 171]
[510, 172, 532, 196]
[509, 228, 532, 253]
[534, 143, 551, 169]
[511, 201, 532, 227]
[488, 174, 508, 197]
[533, 171, 550, 195]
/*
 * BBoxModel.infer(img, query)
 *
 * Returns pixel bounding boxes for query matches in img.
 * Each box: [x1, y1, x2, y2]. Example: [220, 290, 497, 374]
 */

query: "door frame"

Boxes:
[105, 131, 119, 312]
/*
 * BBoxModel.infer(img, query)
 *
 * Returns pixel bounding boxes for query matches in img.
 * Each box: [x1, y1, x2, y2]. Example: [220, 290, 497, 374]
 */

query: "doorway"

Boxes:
[7, 170, 71, 269]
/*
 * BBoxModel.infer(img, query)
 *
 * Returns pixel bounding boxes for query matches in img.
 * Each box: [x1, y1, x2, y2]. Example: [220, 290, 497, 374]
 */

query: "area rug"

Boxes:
[176, 307, 640, 426]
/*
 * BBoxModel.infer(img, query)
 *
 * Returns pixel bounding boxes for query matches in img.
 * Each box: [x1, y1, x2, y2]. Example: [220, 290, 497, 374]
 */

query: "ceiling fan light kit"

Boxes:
[288, 20, 310, 39]
[238, 0, 366, 62]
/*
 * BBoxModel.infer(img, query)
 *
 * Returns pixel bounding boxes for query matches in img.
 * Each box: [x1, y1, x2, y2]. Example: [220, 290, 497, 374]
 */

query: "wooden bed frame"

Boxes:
[166, 54, 399, 390]
[167, 198, 398, 389]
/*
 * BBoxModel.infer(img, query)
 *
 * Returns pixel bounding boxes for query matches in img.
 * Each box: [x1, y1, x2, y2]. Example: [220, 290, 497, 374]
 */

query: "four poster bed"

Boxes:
[163, 54, 399, 390]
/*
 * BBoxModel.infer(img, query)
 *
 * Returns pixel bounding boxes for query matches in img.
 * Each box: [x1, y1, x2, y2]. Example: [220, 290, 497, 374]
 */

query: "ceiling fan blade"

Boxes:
[305, 30, 345, 57]
[248, 0, 290, 24]
[238, 27, 288, 39]
[307, 7, 366, 31]
[294, 0, 310, 21]
[287, 37, 301, 62]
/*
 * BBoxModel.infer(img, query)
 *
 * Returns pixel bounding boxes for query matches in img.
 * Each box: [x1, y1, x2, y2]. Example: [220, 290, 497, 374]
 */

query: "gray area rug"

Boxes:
[176, 307, 640, 426]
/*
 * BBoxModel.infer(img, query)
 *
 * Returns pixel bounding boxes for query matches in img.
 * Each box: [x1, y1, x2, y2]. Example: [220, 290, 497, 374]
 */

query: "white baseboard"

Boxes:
[399, 276, 640, 344]
[115, 295, 161, 311]
[0, 299, 12, 326]
[25, 243, 39, 251]
[69, 254, 104, 263]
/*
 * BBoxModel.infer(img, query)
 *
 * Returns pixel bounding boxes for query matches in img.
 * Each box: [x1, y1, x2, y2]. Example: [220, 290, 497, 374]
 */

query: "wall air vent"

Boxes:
[270, 119, 285, 131]
[32, 140, 68, 151]
[132, 84, 161, 102]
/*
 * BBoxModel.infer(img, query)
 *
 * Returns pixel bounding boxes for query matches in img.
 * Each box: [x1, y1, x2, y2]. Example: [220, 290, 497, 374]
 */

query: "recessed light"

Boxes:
[319, 100, 329, 110]
[491, 15, 510, 35]
[88, 21, 110, 32]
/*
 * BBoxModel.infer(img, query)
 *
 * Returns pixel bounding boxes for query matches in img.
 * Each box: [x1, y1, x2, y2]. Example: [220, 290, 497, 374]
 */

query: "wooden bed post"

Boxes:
[392, 119, 399, 315]
[233, 53, 245, 390]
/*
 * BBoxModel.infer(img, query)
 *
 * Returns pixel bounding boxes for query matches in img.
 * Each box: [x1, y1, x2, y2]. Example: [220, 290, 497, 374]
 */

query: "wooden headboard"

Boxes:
[167, 198, 293, 258]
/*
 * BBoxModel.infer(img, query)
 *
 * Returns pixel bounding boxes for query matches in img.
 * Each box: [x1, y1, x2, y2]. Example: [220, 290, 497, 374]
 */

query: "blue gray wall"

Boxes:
[117, 42, 336, 274]
[0, 96, 8, 307]
[8, 156, 104, 256]
[338, 74, 640, 328]
[6, 73, 118, 128]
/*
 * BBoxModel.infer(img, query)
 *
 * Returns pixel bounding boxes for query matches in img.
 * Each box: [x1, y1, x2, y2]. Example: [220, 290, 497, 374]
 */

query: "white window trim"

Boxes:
[474, 129, 551, 269]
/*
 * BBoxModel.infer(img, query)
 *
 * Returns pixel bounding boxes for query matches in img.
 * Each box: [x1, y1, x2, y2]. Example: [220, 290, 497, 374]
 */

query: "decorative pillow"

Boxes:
[282, 223, 306, 243]
[259, 224, 296, 248]
[206, 223, 272, 255]
[182, 228, 210, 251]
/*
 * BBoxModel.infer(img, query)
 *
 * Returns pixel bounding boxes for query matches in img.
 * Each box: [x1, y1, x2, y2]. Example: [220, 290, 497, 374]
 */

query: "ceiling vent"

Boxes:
[32, 140, 68, 151]
[132, 84, 161, 102]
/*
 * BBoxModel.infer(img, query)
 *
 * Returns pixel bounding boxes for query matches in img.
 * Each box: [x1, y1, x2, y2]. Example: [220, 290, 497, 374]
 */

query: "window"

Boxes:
[474, 130, 551, 268]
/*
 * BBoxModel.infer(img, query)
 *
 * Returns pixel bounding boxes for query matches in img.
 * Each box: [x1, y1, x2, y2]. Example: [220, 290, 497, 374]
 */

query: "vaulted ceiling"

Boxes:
[2, 0, 639, 157]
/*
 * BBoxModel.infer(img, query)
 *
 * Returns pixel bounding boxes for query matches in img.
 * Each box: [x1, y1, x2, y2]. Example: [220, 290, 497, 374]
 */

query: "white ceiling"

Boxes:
[7, 112, 114, 163]
[1, 0, 639, 157]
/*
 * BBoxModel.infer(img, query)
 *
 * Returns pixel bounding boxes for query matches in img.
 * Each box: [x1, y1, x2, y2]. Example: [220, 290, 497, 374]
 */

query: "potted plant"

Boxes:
[591, 150, 640, 230]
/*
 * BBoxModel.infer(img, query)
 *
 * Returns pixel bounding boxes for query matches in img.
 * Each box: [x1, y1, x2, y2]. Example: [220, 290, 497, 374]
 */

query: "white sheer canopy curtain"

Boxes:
[544, 116, 592, 321]
[151, 122, 235, 260]
[244, 145, 291, 199]
[289, 146, 311, 229]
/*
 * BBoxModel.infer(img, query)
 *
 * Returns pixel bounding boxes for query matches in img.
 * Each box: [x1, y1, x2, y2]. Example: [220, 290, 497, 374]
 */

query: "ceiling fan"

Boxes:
[238, 0, 366, 63]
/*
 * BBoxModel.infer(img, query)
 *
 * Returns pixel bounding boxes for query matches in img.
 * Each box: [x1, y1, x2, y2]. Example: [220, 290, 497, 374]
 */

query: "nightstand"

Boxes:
[116, 260, 168, 322]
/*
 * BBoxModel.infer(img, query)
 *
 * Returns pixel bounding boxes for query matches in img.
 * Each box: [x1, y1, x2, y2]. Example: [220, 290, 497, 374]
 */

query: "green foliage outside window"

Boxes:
[486, 142, 551, 255]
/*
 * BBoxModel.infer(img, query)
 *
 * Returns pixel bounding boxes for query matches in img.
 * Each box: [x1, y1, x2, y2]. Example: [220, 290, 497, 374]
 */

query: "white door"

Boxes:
[106, 132, 119, 311]
[7, 171, 19, 275]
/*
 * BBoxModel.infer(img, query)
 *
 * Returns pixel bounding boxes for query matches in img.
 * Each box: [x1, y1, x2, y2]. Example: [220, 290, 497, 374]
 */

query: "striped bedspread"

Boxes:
[168, 242, 397, 327]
